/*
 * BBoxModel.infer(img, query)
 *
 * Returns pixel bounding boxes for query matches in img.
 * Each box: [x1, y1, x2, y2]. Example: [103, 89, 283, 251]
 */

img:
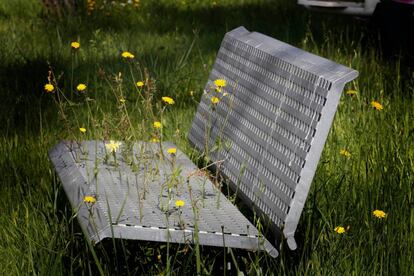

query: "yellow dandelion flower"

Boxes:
[162, 96, 175, 105]
[346, 90, 358, 96]
[121, 51, 135, 59]
[334, 226, 346, 234]
[105, 140, 122, 153]
[211, 96, 220, 104]
[44, 83, 54, 93]
[373, 209, 387, 219]
[153, 121, 162, 129]
[340, 149, 351, 158]
[87, 0, 95, 13]
[371, 101, 383, 111]
[119, 98, 126, 103]
[76, 83, 87, 92]
[150, 137, 160, 143]
[136, 81, 144, 87]
[71, 41, 80, 49]
[214, 79, 226, 88]
[79, 127, 87, 133]
[167, 148, 177, 155]
[175, 199, 185, 207]
[84, 195, 96, 204]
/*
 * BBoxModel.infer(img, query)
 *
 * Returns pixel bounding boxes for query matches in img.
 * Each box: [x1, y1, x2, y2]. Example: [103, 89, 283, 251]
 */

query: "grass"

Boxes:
[1, 0, 414, 274]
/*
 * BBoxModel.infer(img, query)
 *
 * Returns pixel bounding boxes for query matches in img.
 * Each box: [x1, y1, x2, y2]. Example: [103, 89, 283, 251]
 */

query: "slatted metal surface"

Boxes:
[189, 26, 358, 249]
[49, 140, 278, 257]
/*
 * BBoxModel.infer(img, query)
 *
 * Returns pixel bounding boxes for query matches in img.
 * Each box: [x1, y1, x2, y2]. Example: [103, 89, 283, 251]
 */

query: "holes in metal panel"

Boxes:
[192, 37, 338, 229]
[214, 56, 324, 124]
[208, 72, 313, 159]
[220, 40, 332, 97]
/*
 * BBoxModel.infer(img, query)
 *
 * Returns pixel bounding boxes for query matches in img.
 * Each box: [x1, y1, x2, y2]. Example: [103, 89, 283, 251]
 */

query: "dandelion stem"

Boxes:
[70, 52, 74, 96]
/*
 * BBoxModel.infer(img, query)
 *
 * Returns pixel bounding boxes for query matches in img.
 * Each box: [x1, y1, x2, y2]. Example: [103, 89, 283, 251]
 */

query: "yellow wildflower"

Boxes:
[371, 101, 383, 111]
[119, 98, 126, 103]
[77, 83, 87, 91]
[214, 79, 226, 88]
[340, 149, 351, 158]
[79, 127, 87, 133]
[373, 209, 387, 219]
[162, 96, 175, 105]
[84, 195, 96, 204]
[346, 90, 358, 96]
[167, 148, 177, 155]
[175, 199, 185, 207]
[150, 137, 160, 143]
[215, 87, 222, 93]
[71, 41, 80, 49]
[211, 96, 220, 104]
[87, 0, 95, 14]
[44, 83, 54, 93]
[153, 121, 162, 129]
[121, 51, 135, 59]
[136, 81, 144, 87]
[334, 226, 346, 234]
[106, 140, 122, 153]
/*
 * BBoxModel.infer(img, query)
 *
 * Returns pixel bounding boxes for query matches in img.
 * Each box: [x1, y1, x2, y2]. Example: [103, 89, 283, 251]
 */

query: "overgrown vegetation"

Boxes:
[0, 0, 413, 274]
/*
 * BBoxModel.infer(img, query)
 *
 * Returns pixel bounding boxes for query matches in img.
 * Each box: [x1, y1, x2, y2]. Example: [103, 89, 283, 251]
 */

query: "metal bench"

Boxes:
[49, 26, 358, 257]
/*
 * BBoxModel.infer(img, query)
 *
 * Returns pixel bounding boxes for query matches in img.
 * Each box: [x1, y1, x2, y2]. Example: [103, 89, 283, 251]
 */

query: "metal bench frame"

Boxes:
[49, 26, 358, 257]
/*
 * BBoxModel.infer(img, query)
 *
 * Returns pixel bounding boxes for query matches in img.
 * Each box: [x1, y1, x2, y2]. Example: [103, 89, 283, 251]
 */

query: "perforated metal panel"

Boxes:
[189, 26, 358, 249]
[49, 140, 278, 257]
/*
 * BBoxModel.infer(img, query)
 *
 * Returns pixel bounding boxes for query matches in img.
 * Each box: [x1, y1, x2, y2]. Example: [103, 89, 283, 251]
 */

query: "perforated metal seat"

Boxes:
[189, 26, 358, 250]
[50, 141, 278, 257]
[50, 26, 357, 257]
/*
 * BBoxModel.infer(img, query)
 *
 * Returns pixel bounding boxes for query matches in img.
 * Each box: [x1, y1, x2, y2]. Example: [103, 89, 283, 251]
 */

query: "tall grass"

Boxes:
[0, 0, 413, 274]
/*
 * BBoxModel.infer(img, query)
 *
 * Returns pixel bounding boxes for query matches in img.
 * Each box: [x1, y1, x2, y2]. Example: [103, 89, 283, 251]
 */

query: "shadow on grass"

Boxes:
[0, 1, 377, 137]
[64, 226, 279, 275]
[0, 59, 55, 136]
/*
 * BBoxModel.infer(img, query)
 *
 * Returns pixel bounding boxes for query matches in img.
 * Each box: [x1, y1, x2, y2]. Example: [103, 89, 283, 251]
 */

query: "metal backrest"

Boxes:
[189, 26, 358, 249]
